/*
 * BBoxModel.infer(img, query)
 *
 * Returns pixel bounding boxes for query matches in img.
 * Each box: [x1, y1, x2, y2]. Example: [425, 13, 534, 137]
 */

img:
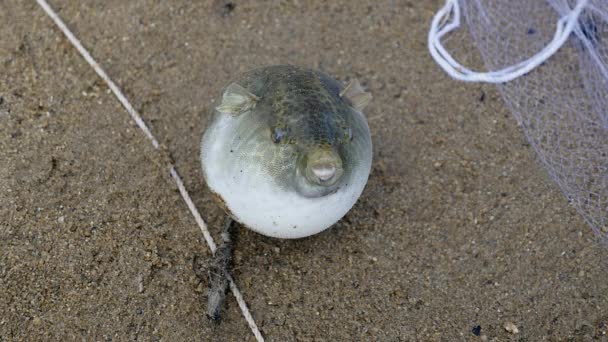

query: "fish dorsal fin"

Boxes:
[216, 83, 259, 116]
[340, 79, 372, 112]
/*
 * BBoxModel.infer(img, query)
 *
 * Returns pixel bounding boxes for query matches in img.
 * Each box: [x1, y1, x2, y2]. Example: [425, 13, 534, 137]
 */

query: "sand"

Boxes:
[1, 0, 607, 340]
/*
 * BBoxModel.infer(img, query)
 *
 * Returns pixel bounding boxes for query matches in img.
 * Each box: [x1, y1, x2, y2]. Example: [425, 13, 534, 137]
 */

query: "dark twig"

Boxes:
[207, 216, 236, 322]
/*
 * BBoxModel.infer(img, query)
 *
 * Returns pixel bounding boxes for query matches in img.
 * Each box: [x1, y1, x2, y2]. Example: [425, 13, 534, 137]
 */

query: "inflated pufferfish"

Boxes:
[201, 65, 372, 239]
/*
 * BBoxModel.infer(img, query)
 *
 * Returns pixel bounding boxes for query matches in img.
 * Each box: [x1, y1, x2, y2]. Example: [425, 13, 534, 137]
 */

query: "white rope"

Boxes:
[428, 0, 590, 83]
[35, 1, 264, 340]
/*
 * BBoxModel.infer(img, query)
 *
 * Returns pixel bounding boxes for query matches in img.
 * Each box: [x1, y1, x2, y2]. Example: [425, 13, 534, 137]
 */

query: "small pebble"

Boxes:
[137, 275, 144, 293]
[471, 325, 481, 336]
[58, 216, 65, 223]
[504, 322, 519, 334]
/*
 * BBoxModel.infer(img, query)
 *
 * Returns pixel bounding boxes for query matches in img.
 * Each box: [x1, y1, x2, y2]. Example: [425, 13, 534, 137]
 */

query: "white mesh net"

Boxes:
[429, 0, 608, 240]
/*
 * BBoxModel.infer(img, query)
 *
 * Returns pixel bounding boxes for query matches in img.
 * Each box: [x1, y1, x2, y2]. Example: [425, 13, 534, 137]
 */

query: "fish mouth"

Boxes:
[293, 147, 344, 198]
[311, 163, 337, 183]
[305, 147, 343, 185]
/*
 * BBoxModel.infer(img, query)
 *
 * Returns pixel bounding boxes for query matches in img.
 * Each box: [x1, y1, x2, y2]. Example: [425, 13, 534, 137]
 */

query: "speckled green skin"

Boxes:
[211, 65, 371, 198]
[237, 65, 353, 147]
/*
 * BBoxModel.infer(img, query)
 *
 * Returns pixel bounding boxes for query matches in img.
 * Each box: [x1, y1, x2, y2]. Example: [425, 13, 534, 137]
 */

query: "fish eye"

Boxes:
[271, 127, 287, 144]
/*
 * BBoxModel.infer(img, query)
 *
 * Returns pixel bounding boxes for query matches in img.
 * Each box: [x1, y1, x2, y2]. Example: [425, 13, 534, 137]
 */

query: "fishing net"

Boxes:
[429, 0, 608, 240]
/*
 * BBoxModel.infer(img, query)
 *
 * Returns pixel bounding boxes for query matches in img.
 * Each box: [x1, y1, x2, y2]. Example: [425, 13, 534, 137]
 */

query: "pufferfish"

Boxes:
[200, 65, 373, 239]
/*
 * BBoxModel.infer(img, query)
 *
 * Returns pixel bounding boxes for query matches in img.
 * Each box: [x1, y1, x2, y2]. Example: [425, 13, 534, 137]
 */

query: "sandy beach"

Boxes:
[1, 1, 607, 340]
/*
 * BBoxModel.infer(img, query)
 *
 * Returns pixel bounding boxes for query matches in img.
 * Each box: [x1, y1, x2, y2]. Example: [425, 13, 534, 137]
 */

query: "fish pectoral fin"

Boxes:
[340, 78, 372, 112]
[215, 83, 259, 116]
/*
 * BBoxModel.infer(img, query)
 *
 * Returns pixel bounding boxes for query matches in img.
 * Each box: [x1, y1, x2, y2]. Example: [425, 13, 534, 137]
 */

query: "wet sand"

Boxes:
[1, 1, 607, 340]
